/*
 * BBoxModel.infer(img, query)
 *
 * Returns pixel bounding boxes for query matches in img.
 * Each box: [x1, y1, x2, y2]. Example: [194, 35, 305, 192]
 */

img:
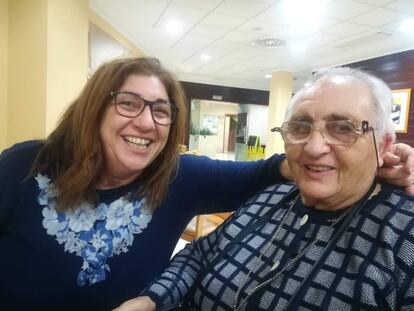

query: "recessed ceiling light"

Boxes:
[166, 19, 183, 35]
[399, 18, 414, 34]
[200, 54, 211, 61]
[284, 0, 326, 30]
[265, 74, 272, 79]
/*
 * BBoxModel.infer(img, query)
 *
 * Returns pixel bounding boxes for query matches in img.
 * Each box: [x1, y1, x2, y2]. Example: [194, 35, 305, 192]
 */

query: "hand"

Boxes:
[112, 296, 156, 311]
[379, 143, 414, 195]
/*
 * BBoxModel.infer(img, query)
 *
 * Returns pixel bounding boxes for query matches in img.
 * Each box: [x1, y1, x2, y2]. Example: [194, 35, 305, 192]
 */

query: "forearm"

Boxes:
[140, 217, 230, 307]
[191, 153, 288, 214]
[140, 242, 205, 307]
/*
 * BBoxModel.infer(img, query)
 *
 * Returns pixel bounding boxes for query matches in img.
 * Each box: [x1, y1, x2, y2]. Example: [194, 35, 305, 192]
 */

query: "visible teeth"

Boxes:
[124, 136, 150, 148]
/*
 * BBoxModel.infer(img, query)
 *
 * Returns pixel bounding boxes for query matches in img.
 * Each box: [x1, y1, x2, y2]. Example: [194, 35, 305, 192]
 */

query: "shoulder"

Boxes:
[0, 140, 43, 163]
[0, 140, 44, 229]
[377, 183, 414, 219]
[251, 182, 296, 202]
[234, 182, 296, 217]
[0, 140, 44, 180]
[368, 183, 414, 247]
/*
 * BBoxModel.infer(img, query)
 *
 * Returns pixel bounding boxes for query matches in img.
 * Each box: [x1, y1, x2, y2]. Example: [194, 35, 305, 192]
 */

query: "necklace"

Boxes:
[232, 197, 353, 311]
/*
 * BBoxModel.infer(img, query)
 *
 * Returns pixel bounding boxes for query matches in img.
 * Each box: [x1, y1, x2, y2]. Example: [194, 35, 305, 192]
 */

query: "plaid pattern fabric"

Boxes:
[143, 183, 414, 310]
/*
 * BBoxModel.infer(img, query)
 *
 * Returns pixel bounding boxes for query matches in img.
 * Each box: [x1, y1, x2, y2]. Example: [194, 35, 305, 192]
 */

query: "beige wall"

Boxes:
[8, 0, 48, 146]
[0, 0, 8, 151]
[265, 71, 293, 157]
[46, 0, 89, 134]
[2, 1, 145, 151]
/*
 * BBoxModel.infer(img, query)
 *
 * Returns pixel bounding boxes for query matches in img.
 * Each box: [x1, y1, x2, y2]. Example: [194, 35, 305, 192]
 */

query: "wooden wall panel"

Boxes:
[347, 50, 414, 146]
[180, 81, 269, 106]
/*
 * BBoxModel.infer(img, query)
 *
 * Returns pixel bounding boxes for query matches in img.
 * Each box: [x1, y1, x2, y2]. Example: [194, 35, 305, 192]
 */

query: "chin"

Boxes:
[121, 159, 148, 174]
[299, 183, 337, 202]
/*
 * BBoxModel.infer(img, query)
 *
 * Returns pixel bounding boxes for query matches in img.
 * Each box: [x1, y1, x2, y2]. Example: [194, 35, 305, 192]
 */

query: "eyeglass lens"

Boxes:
[282, 120, 359, 145]
[115, 92, 175, 125]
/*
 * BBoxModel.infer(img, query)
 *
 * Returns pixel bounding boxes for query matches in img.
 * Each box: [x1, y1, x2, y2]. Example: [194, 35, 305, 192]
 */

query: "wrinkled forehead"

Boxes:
[290, 78, 373, 122]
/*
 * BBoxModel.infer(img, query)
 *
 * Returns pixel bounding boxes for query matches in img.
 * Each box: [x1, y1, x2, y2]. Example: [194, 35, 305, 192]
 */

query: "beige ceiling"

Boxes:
[90, 0, 414, 91]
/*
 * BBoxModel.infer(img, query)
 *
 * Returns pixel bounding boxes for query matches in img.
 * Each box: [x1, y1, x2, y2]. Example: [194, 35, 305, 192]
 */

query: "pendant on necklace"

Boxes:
[299, 214, 308, 226]
[269, 260, 280, 271]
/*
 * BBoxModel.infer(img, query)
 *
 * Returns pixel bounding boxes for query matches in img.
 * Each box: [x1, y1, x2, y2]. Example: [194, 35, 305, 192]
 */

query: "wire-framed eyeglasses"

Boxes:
[271, 119, 372, 146]
[110, 91, 178, 125]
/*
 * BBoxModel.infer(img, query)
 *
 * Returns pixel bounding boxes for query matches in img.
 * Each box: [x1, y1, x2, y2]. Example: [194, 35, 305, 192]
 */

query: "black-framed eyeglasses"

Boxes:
[110, 91, 178, 125]
[271, 119, 372, 146]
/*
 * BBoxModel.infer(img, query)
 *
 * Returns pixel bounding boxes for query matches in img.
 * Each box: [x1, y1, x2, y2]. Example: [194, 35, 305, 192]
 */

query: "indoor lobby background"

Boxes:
[2, 0, 414, 157]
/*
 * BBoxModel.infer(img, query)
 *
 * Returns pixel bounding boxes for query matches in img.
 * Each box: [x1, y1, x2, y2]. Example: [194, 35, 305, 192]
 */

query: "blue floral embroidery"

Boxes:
[35, 174, 152, 286]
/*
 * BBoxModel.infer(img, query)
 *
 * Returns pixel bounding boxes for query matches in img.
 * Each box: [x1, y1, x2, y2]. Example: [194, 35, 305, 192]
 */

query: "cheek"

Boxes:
[159, 126, 171, 146]
[336, 147, 377, 180]
[100, 108, 118, 135]
[285, 145, 302, 161]
[100, 118, 110, 146]
[285, 145, 303, 174]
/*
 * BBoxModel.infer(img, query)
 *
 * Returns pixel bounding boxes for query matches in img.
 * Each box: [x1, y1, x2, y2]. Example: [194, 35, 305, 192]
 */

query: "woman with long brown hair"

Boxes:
[1, 57, 413, 311]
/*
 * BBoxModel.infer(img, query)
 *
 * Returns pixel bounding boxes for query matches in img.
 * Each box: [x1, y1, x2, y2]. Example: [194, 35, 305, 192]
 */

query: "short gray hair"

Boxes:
[285, 67, 396, 142]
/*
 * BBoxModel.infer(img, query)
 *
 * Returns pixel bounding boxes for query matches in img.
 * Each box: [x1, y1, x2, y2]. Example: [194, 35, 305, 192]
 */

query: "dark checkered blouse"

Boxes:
[142, 182, 414, 310]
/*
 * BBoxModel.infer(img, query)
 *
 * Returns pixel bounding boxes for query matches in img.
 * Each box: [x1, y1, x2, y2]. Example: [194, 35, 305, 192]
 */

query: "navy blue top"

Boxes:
[0, 140, 285, 310]
[144, 183, 414, 310]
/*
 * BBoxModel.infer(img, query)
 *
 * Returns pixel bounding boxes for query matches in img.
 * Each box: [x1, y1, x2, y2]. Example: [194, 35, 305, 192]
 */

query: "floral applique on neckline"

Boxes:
[35, 174, 152, 286]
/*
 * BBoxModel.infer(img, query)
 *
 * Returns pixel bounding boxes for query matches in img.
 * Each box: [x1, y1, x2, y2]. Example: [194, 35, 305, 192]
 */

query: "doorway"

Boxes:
[223, 114, 237, 153]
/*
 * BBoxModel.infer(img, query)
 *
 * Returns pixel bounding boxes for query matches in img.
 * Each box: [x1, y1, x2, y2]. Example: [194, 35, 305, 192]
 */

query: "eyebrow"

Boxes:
[290, 113, 356, 122]
[325, 113, 354, 121]
[119, 90, 169, 103]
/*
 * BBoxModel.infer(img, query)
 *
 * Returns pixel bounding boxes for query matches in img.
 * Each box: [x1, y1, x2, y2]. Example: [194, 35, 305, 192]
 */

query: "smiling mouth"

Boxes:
[124, 136, 151, 149]
[305, 165, 334, 172]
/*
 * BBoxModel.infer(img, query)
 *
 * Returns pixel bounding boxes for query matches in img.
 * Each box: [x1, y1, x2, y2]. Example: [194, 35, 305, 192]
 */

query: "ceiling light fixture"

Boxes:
[165, 19, 183, 35]
[200, 54, 211, 61]
[265, 74, 272, 79]
[399, 18, 414, 34]
[284, 0, 326, 30]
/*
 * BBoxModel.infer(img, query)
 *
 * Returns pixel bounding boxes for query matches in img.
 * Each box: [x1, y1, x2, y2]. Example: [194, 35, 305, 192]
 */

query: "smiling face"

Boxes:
[285, 79, 391, 211]
[99, 74, 171, 187]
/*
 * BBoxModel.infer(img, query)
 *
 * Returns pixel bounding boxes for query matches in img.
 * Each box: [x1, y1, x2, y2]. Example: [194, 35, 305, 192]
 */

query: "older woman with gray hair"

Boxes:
[115, 67, 414, 311]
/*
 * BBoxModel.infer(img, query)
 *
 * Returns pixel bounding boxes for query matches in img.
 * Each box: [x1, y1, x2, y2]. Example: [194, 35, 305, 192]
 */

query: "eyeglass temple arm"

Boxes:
[362, 120, 370, 133]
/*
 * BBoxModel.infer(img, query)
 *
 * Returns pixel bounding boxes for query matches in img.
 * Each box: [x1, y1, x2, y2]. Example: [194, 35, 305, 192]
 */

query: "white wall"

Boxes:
[199, 100, 239, 153]
[238, 104, 269, 145]
[89, 22, 129, 75]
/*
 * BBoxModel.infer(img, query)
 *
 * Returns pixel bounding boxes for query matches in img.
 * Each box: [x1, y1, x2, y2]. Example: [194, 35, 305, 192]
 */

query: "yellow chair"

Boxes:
[195, 212, 232, 237]
[182, 213, 232, 241]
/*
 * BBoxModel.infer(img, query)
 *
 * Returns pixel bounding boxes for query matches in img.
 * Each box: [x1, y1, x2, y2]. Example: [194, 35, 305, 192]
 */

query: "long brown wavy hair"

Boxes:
[32, 57, 187, 212]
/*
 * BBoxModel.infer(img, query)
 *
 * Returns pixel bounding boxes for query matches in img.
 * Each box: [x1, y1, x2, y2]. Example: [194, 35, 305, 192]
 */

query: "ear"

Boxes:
[377, 133, 394, 167]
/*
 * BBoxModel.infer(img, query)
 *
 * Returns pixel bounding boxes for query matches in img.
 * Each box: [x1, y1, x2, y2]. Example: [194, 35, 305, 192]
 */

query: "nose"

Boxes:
[131, 105, 156, 129]
[303, 127, 331, 156]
